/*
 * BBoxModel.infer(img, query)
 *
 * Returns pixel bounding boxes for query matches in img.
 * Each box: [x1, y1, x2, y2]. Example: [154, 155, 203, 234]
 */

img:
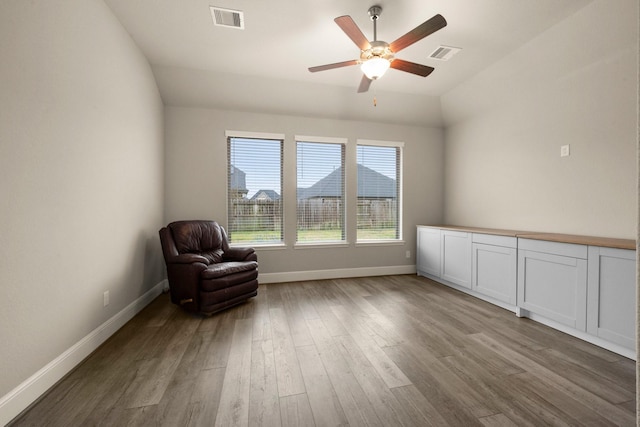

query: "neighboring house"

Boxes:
[297, 164, 397, 230]
[229, 165, 248, 199]
[297, 164, 395, 200]
[250, 189, 280, 201]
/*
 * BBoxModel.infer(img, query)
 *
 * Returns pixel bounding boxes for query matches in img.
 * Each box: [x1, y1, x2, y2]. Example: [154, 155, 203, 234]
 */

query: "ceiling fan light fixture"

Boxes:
[308, 6, 448, 92]
[361, 57, 390, 80]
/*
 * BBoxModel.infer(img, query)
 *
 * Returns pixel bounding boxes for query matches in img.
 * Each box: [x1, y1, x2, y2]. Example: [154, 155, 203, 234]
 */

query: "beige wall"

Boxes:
[153, 66, 445, 128]
[0, 0, 164, 404]
[164, 106, 444, 275]
[441, 0, 638, 239]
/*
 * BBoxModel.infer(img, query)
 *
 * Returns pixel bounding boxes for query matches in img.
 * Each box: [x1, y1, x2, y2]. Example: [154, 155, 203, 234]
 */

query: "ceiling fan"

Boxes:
[309, 5, 447, 93]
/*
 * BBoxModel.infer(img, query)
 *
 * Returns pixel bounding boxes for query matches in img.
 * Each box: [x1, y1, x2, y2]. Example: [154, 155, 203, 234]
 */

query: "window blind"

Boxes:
[296, 140, 345, 243]
[227, 136, 283, 244]
[356, 143, 401, 240]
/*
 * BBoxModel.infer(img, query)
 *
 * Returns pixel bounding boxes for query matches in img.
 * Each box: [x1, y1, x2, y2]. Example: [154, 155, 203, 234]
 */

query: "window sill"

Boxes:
[294, 241, 350, 250]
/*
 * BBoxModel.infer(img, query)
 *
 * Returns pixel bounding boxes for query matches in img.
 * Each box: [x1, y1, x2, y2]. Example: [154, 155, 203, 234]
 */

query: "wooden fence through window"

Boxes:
[229, 198, 397, 231]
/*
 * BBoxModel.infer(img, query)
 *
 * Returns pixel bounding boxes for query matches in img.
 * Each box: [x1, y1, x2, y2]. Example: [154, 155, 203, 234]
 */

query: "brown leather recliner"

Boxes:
[159, 220, 258, 315]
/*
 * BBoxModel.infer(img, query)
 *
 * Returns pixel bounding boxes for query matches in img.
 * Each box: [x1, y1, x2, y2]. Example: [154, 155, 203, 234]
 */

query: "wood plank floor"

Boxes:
[11, 275, 636, 426]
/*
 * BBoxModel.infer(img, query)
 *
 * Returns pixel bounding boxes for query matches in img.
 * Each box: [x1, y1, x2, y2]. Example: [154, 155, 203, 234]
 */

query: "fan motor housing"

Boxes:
[360, 40, 394, 62]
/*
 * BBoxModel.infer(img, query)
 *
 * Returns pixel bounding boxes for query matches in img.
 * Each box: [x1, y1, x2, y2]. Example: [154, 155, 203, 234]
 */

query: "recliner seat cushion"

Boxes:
[201, 261, 258, 279]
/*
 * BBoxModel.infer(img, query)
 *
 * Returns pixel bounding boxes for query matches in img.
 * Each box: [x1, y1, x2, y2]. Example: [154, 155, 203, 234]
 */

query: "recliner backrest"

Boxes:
[168, 220, 225, 263]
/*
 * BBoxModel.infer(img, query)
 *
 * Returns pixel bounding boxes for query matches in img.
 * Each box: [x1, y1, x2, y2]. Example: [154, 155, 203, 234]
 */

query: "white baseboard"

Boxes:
[0, 280, 167, 426]
[259, 265, 416, 284]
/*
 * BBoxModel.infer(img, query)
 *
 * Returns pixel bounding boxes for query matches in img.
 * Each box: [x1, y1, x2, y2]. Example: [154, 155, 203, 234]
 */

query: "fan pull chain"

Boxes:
[373, 95, 377, 107]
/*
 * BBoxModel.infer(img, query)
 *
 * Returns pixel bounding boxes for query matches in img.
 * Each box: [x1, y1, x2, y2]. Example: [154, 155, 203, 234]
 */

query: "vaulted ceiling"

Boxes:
[104, 0, 595, 126]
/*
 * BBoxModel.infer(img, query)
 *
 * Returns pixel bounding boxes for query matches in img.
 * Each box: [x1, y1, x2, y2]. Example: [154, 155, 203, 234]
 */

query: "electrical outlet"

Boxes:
[406, 250, 411, 259]
[560, 144, 570, 157]
[103, 291, 109, 307]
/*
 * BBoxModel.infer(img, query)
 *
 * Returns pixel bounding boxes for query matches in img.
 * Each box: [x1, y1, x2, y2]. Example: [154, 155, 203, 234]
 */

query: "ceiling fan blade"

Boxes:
[334, 15, 371, 51]
[308, 59, 359, 73]
[390, 59, 434, 77]
[389, 14, 447, 53]
[357, 75, 372, 93]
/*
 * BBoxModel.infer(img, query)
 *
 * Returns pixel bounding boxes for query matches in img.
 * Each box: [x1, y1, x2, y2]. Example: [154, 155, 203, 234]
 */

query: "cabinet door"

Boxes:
[417, 227, 441, 277]
[587, 247, 636, 350]
[472, 243, 517, 304]
[441, 230, 472, 289]
[517, 248, 587, 330]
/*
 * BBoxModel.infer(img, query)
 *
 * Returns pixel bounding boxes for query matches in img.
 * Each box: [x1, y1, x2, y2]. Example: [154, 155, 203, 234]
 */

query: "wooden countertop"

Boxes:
[423, 225, 522, 237]
[516, 233, 636, 250]
[418, 225, 636, 250]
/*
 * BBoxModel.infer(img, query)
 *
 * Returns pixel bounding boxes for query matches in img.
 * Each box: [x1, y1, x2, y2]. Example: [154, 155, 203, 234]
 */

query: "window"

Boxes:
[356, 140, 403, 241]
[296, 137, 346, 244]
[227, 132, 284, 245]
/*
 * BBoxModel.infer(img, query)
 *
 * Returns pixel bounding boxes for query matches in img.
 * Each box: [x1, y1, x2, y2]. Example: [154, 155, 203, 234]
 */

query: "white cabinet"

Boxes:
[416, 226, 636, 358]
[416, 226, 441, 277]
[587, 246, 636, 350]
[441, 230, 472, 289]
[517, 239, 588, 331]
[472, 234, 517, 305]
[417, 227, 513, 298]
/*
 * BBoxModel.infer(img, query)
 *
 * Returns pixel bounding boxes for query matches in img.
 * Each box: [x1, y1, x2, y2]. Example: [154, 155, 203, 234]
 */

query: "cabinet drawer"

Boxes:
[472, 233, 516, 248]
[518, 238, 587, 259]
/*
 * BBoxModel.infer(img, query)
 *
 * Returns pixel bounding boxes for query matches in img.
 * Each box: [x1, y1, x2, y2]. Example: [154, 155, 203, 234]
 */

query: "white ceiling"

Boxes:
[104, 0, 594, 97]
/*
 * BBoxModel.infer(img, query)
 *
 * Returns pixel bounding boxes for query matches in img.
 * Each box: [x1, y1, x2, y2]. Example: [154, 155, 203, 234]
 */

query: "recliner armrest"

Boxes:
[223, 246, 257, 262]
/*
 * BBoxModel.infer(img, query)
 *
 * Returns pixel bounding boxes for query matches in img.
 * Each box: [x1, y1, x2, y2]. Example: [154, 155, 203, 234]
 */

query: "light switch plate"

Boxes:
[560, 145, 570, 157]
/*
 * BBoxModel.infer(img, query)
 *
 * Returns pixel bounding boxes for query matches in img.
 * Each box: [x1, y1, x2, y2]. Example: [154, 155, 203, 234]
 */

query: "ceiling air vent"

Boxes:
[429, 45, 461, 61]
[210, 6, 244, 29]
